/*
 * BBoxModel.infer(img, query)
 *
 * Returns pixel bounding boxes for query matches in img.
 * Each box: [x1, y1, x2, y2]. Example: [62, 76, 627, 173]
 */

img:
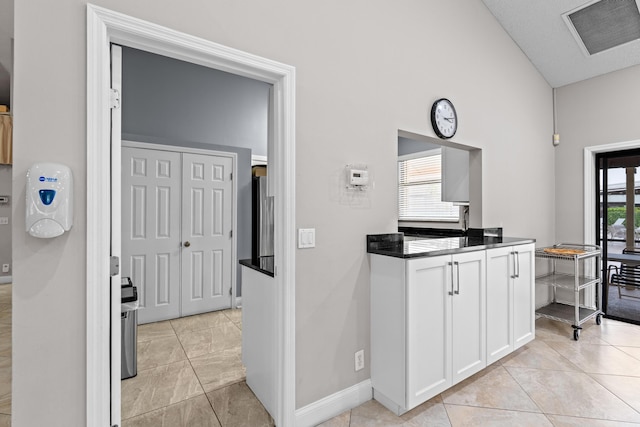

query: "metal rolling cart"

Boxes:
[535, 243, 603, 340]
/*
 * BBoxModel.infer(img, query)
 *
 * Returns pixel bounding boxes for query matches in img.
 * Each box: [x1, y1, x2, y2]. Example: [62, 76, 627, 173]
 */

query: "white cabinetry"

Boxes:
[371, 250, 486, 415]
[486, 243, 535, 364]
[241, 265, 276, 419]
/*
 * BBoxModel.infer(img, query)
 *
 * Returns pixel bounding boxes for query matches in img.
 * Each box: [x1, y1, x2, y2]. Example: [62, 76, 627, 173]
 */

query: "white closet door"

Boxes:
[122, 147, 181, 324]
[181, 153, 233, 315]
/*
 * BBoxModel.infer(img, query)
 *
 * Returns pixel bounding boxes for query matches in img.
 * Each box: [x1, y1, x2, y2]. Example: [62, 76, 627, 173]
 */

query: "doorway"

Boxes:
[596, 148, 640, 325]
[87, 6, 296, 427]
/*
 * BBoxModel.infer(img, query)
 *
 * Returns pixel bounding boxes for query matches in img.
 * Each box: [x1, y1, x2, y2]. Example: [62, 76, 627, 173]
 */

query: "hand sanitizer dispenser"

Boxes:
[26, 163, 74, 238]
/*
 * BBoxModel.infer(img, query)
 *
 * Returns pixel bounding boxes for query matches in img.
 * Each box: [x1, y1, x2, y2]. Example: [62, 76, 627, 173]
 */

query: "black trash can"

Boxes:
[121, 277, 138, 380]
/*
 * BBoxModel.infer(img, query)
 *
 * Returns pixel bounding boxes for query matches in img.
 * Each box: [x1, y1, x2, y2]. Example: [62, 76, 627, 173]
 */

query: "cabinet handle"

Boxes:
[515, 251, 520, 278]
[510, 251, 517, 279]
[454, 261, 460, 295]
[448, 262, 454, 295]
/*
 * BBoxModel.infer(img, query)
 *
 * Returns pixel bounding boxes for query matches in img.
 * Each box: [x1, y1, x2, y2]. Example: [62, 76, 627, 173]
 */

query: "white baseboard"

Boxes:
[295, 379, 372, 427]
[235, 296, 242, 308]
[0, 276, 12, 285]
[373, 389, 406, 416]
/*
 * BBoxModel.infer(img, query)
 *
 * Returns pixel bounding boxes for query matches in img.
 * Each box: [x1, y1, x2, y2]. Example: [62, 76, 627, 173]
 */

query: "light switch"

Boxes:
[0, 217, 8, 225]
[298, 228, 316, 249]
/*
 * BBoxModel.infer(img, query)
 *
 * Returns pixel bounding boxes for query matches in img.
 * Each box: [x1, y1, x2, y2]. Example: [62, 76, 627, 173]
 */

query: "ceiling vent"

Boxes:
[564, 0, 640, 55]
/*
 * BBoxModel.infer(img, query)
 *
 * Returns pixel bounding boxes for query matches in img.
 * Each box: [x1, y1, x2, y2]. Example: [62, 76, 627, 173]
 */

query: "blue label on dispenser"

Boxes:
[39, 176, 58, 183]
[39, 189, 56, 206]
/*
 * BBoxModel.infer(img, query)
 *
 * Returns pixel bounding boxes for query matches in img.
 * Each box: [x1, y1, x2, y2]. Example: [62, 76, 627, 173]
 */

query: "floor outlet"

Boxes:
[1, 264, 8, 273]
[355, 349, 364, 371]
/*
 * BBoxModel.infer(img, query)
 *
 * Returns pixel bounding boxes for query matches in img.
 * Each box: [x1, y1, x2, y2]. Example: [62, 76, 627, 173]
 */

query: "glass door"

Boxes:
[596, 149, 640, 325]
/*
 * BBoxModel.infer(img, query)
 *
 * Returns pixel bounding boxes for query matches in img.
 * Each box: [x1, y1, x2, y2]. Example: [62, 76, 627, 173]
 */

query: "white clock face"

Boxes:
[433, 99, 457, 138]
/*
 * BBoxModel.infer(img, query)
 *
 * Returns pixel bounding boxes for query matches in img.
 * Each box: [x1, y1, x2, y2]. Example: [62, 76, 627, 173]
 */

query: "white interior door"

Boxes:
[122, 147, 181, 324]
[181, 153, 233, 315]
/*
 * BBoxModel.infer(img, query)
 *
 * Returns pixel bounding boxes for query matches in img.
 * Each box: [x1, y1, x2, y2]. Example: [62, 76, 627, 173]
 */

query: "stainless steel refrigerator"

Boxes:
[252, 176, 274, 260]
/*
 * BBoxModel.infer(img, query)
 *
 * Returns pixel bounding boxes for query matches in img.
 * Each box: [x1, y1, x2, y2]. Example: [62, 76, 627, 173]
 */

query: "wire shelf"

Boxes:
[535, 272, 599, 291]
[534, 243, 602, 339]
[536, 302, 600, 326]
[535, 243, 601, 261]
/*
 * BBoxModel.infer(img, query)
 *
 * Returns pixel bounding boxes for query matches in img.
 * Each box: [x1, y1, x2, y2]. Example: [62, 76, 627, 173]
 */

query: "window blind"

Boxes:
[398, 154, 459, 221]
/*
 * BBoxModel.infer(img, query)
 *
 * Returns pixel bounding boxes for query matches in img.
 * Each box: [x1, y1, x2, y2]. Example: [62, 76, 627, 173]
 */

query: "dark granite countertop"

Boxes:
[239, 256, 275, 277]
[367, 233, 535, 259]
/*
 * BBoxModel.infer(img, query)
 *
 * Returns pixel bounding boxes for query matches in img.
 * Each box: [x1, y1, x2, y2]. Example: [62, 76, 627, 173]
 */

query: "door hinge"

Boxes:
[229, 287, 232, 296]
[230, 172, 233, 181]
[110, 256, 120, 277]
[230, 230, 233, 238]
[110, 88, 121, 109]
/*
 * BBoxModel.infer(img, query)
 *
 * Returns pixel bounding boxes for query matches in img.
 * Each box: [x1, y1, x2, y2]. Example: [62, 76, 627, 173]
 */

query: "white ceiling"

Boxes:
[482, 0, 640, 88]
[0, 0, 13, 107]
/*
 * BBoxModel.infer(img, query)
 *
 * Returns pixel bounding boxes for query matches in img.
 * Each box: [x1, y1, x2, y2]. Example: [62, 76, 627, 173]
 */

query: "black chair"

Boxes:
[608, 248, 640, 299]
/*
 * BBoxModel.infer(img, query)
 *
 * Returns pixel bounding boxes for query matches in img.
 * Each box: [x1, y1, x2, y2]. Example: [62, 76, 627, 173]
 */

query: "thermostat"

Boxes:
[349, 169, 369, 186]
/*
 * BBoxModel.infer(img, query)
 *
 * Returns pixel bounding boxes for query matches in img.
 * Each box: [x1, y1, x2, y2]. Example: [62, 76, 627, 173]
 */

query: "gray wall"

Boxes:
[0, 164, 10, 280]
[12, 1, 555, 424]
[397, 136, 440, 156]
[122, 46, 270, 157]
[121, 46, 270, 297]
[556, 63, 640, 244]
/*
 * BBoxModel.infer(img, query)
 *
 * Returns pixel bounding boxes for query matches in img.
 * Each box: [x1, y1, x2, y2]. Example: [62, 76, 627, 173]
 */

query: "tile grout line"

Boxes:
[173, 311, 242, 426]
[170, 314, 222, 426]
[119, 358, 200, 422]
[506, 333, 640, 424]
[170, 316, 207, 394]
[440, 399, 455, 427]
[121, 316, 211, 423]
[589, 330, 640, 421]
[500, 344, 562, 419]
[441, 400, 551, 415]
[584, 371, 640, 419]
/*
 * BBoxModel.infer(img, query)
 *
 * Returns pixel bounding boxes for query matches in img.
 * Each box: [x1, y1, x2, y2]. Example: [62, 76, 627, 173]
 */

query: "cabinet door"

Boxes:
[406, 255, 451, 409]
[513, 243, 535, 349]
[451, 250, 486, 384]
[486, 246, 513, 364]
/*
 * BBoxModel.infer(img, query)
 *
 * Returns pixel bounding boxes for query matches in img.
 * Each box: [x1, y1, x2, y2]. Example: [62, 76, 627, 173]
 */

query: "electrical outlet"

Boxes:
[1, 264, 8, 273]
[355, 349, 364, 371]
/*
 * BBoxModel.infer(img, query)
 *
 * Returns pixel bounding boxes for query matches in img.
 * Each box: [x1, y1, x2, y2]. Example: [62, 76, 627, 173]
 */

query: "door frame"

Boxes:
[584, 139, 640, 307]
[122, 141, 240, 312]
[87, 5, 296, 427]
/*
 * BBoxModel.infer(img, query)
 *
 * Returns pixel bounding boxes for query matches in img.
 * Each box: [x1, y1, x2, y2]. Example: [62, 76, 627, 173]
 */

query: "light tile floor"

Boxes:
[319, 317, 640, 427]
[121, 308, 274, 427]
[5, 282, 640, 426]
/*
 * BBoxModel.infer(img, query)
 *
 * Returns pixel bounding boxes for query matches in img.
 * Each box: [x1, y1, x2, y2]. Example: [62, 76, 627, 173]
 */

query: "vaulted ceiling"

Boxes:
[481, 0, 640, 88]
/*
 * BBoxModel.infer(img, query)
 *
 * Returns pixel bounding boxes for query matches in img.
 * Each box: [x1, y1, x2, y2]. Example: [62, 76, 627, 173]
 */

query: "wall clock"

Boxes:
[431, 98, 457, 139]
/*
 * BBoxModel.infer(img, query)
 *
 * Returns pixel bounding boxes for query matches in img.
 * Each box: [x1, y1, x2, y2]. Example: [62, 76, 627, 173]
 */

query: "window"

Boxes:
[398, 150, 460, 222]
